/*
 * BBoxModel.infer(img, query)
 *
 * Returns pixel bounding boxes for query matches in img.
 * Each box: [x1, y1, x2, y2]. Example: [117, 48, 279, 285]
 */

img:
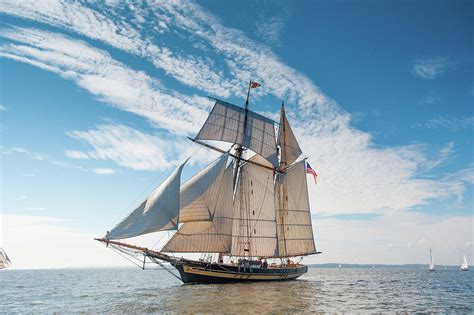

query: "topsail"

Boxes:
[195, 99, 279, 167]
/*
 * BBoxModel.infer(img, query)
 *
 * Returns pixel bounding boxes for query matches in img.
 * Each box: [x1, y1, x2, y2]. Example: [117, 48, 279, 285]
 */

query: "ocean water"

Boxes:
[1, 267, 472, 313]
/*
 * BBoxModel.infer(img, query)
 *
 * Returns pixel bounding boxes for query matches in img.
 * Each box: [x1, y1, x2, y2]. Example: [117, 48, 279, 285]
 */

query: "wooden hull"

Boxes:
[172, 261, 308, 284]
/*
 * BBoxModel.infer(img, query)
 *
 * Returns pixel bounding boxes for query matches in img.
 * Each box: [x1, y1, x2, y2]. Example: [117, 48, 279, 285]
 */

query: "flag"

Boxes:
[250, 81, 261, 89]
[306, 161, 317, 184]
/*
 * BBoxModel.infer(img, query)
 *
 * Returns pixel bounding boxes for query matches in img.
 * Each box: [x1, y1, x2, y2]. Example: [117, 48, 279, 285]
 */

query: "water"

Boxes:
[1, 267, 472, 313]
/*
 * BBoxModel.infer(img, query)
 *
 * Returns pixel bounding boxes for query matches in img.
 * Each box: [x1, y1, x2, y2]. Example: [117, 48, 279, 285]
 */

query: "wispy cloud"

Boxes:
[10, 147, 48, 160]
[0, 104, 7, 112]
[420, 94, 440, 104]
[93, 168, 116, 175]
[424, 115, 474, 131]
[66, 124, 187, 171]
[255, 15, 286, 47]
[412, 56, 454, 79]
[64, 150, 89, 159]
[0, 27, 210, 135]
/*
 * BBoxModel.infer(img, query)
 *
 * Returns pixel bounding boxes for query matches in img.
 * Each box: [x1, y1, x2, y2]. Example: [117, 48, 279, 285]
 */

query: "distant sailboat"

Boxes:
[429, 249, 435, 271]
[460, 254, 469, 271]
[0, 248, 12, 269]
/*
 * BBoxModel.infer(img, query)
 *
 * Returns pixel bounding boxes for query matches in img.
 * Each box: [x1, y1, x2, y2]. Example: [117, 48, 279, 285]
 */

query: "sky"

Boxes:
[0, 0, 473, 269]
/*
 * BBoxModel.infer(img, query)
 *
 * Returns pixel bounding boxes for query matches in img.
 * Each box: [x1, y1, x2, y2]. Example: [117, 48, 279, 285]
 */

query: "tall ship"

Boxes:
[96, 81, 320, 283]
[0, 248, 12, 269]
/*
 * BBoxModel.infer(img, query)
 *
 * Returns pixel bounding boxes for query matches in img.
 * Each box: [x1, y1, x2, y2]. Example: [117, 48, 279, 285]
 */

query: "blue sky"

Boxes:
[0, 0, 472, 268]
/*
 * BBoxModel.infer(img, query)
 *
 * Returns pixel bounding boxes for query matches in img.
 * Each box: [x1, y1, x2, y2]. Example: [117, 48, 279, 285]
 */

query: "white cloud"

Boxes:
[65, 150, 89, 159]
[93, 168, 116, 175]
[66, 124, 187, 171]
[255, 15, 285, 47]
[0, 104, 7, 112]
[10, 146, 48, 160]
[66, 124, 220, 171]
[0, 27, 211, 135]
[423, 115, 474, 131]
[412, 57, 453, 79]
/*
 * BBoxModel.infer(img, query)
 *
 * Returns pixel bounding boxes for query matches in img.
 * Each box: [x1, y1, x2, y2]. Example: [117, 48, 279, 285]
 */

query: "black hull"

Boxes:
[172, 261, 308, 284]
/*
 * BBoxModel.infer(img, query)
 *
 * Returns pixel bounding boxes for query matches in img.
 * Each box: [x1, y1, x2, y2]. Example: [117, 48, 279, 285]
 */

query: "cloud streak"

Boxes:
[412, 57, 454, 79]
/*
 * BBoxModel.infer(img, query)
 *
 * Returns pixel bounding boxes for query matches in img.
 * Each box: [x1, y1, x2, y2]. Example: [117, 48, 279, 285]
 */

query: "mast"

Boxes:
[232, 80, 252, 187]
[233, 80, 253, 258]
[279, 102, 288, 256]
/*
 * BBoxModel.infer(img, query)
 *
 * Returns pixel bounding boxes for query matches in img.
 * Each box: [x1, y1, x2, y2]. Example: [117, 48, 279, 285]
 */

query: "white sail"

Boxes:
[461, 254, 469, 271]
[106, 160, 188, 240]
[179, 153, 229, 223]
[429, 249, 435, 271]
[278, 106, 302, 166]
[0, 248, 11, 269]
[162, 162, 234, 253]
[195, 99, 279, 167]
[231, 155, 279, 257]
[277, 160, 316, 257]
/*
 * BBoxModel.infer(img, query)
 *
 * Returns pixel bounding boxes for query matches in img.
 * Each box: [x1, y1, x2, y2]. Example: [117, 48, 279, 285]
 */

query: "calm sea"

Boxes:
[1, 267, 472, 313]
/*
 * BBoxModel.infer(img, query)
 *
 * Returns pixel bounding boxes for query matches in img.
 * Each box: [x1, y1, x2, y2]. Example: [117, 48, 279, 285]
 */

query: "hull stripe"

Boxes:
[182, 265, 304, 280]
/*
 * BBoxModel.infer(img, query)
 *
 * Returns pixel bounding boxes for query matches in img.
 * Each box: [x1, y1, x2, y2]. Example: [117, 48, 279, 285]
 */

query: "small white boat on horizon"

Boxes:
[460, 254, 469, 271]
[429, 249, 435, 272]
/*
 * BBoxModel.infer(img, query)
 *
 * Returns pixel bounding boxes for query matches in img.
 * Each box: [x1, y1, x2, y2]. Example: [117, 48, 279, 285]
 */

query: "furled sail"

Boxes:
[231, 155, 279, 257]
[278, 105, 302, 166]
[277, 160, 316, 257]
[179, 153, 229, 223]
[195, 99, 279, 167]
[162, 162, 234, 253]
[106, 160, 188, 240]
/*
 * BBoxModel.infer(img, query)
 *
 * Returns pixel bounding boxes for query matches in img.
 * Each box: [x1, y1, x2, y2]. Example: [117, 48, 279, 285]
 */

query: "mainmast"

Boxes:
[233, 80, 253, 258]
[232, 80, 252, 187]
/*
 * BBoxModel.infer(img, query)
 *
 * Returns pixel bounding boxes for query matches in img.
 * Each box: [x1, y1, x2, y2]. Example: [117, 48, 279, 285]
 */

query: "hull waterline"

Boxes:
[172, 261, 308, 284]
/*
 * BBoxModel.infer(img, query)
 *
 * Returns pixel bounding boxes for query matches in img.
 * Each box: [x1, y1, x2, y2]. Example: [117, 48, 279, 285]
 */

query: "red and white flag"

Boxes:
[306, 161, 317, 184]
[250, 81, 261, 89]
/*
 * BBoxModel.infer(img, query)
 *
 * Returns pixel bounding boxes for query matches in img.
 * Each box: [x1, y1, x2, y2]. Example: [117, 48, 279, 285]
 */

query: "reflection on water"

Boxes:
[1, 268, 473, 313]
